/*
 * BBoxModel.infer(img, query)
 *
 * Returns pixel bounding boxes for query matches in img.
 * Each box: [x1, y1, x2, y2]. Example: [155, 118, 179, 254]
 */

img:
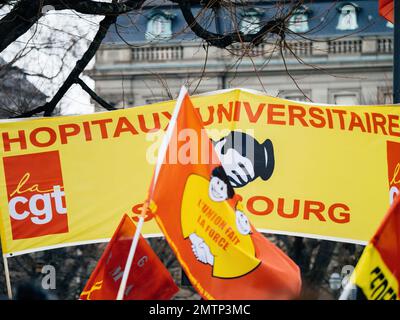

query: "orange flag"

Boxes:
[150, 88, 301, 300]
[80, 214, 178, 300]
[379, 0, 394, 23]
[343, 195, 400, 299]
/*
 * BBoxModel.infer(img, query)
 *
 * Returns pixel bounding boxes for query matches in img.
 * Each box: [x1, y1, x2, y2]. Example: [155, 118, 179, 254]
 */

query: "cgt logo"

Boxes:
[387, 141, 400, 205]
[3, 151, 68, 240]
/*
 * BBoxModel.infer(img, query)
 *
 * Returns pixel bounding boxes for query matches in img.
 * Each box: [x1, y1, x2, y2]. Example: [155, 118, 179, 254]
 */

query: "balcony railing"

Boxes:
[283, 41, 313, 56]
[228, 43, 266, 57]
[131, 46, 183, 61]
[328, 40, 362, 54]
[99, 37, 393, 65]
[377, 38, 393, 53]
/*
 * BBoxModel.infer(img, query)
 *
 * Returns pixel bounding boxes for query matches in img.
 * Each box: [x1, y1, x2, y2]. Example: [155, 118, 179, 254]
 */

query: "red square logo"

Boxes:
[3, 151, 68, 239]
[387, 141, 400, 205]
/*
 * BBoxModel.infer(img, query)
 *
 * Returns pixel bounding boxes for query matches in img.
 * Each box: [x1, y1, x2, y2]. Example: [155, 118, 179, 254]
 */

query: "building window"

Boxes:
[239, 9, 262, 35]
[336, 3, 359, 31]
[330, 90, 359, 105]
[145, 11, 174, 41]
[288, 6, 310, 33]
[285, 95, 308, 102]
[281, 90, 311, 102]
[145, 97, 166, 104]
[334, 94, 358, 105]
[329, 89, 360, 105]
[283, 91, 310, 102]
[378, 87, 393, 104]
[382, 92, 393, 104]
[127, 98, 135, 107]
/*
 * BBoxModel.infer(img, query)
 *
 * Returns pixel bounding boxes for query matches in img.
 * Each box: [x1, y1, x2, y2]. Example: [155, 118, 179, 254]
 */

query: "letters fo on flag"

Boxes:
[345, 195, 400, 300]
[379, 0, 394, 23]
[150, 88, 301, 300]
[80, 214, 178, 300]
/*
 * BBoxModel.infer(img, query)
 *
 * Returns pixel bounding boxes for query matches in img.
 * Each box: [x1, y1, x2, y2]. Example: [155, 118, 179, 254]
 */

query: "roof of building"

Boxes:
[103, 0, 393, 45]
[0, 57, 47, 117]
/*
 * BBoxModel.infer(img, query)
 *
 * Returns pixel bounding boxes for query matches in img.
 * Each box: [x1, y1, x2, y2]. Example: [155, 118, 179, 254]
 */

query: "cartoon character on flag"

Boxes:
[181, 166, 259, 278]
[148, 87, 301, 299]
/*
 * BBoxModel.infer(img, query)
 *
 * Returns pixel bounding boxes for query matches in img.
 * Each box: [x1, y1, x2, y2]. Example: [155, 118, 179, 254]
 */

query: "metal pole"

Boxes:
[394, 0, 400, 103]
[3, 255, 12, 299]
[213, 4, 227, 90]
[116, 215, 145, 300]
[117, 87, 188, 300]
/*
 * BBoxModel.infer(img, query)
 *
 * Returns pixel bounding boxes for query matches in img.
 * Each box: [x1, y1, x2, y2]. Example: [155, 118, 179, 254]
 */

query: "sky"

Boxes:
[1, 6, 104, 115]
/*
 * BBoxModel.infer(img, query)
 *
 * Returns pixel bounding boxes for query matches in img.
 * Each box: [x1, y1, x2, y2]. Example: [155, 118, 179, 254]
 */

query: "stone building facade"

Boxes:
[88, 0, 394, 111]
[0, 57, 47, 118]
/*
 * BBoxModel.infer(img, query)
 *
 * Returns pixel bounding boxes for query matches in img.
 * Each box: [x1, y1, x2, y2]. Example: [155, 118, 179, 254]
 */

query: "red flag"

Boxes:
[379, 0, 394, 23]
[344, 195, 400, 299]
[80, 214, 178, 300]
[150, 88, 301, 300]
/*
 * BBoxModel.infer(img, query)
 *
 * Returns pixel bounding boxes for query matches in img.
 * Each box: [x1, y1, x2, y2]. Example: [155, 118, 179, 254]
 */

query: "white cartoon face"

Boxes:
[209, 176, 228, 202]
[235, 210, 251, 235]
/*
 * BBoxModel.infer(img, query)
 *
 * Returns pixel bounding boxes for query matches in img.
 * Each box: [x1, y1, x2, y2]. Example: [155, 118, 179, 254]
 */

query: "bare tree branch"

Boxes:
[63, 0, 146, 16]
[0, 0, 146, 54]
[0, 0, 44, 53]
[12, 14, 117, 118]
[176, 0, 293, 48]
[76, 77, 116, 111]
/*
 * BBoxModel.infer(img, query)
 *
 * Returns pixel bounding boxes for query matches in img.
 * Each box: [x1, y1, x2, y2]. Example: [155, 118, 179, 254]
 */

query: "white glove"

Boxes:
[189, 233, 214, 266]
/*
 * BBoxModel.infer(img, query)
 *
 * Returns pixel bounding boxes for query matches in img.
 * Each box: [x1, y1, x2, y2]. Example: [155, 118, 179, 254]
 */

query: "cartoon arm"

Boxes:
[230, 161, 255, 186]
[189, 233, 214, 266]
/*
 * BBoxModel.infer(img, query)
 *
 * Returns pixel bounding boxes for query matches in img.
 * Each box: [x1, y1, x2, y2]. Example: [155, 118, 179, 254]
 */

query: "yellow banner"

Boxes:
[0, 89, 399, 255]
[351, 244, 399, 300]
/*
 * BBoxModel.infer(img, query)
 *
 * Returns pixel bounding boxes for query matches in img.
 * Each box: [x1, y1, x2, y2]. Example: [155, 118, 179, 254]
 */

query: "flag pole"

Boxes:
[152, 86, 188, 188]
[116, 86, 188, 300]
[338, 281, 353, 300]
[116, 202, 148, 300]
[3, 255, 12, 299]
